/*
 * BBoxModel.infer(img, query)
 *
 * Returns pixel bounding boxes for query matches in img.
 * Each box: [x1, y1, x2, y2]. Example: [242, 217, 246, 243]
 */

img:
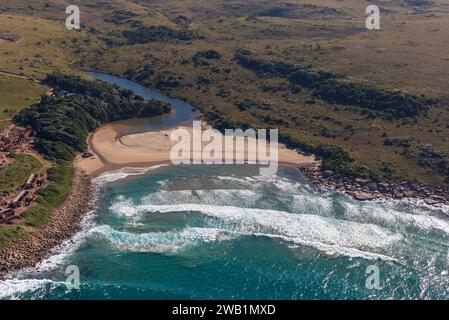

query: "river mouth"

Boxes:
[81, 70, 315, 177]
[1, 73, 448, 300]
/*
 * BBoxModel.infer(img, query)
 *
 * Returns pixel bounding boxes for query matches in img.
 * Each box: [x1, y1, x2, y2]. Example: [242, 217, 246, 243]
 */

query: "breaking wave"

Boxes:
[109, 199, 402, 261]
[0, 279, 66, 300]
[341, 201, 449, 235]
[5, 165, 449, 299]
[106, 171, 449, 263]
[93, 164, 168, 185]
[92, 225, 235, 253]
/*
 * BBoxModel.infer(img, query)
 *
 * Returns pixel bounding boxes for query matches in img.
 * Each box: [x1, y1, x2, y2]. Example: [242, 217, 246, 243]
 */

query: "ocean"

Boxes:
[0, 73, 448, 300]
[1, 164, 449, 299]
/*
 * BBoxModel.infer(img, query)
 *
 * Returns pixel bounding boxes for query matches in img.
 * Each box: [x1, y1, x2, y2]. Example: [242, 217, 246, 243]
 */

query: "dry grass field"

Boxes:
[0, 75, 46, 122]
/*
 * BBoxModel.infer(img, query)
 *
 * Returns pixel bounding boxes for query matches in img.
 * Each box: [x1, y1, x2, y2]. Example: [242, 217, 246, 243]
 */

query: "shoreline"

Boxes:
[78, 120, 449, 210]
[0, 168, 93, 277]
[1, 74, 447, 278]
[77, 122, 318, 178]
[1, 126, 448, 278]
[298, 162, 449, 210]
[83, 71, 449, 208]
[0, 118, 318, 278]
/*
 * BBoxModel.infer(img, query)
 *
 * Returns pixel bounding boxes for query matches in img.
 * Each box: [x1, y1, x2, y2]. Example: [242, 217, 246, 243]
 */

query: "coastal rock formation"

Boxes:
[298, 162, 449, 210]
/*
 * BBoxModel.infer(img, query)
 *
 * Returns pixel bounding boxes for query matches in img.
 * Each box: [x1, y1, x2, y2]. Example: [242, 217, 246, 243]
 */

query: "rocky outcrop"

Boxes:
[298, 162, 449, 208]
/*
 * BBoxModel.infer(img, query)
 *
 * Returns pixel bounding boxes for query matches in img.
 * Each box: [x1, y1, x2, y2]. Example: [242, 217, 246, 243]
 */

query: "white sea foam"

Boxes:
[109, 202, 402, 260]
[341, 201, 449, 235]
[93, 164, 168, 185]
[1, 165, 168, 298]
[256, 233, 397, 261]
[9, 209, 98, 282]
[216, 174, 301, 190]
[379, 197, 449, 218]
[36, 211, 97, 273]
[105, 170, 449, 263]
[140, 189, 262, 208]
[0, 278, 66, 300]
[110, 196, 139, 217]
[193, 174, 449, 236]
[92, 225, 234, 253]
[289, 194, 334, 216]
[7, 165, 447, 298]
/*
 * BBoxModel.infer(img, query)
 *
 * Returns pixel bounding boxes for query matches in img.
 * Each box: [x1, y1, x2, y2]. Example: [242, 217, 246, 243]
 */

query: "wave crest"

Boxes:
[92, 225, 235, 253]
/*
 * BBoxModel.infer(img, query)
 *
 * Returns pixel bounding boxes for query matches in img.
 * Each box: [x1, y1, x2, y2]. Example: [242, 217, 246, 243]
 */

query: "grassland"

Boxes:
[0, 12, 102, 79]
[82, 0, 449, 186]
[0, 75, 46, 121]
[0, 121, 7, 133]
[0, 153, 42, 192]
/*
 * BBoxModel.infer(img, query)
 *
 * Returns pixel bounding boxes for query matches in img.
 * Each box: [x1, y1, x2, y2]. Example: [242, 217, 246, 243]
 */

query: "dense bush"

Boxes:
[287, 70, 335, 87]
[193, 50, 222, 67]
[235, 49, 432, 118]
[312, 80, 428, 118]
[14, 74, 171, 162]
[193, 50, 222, 60]
[123, 26, 203, 44]
[235, 49, 297, 77]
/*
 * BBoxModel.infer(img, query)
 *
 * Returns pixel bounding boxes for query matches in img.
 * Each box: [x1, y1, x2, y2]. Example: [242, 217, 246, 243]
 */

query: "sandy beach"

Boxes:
[77, 123, 317, 177]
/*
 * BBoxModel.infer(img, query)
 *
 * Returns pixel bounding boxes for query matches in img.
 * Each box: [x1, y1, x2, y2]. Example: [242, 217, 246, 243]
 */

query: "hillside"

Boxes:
[1, 0, 449, 186]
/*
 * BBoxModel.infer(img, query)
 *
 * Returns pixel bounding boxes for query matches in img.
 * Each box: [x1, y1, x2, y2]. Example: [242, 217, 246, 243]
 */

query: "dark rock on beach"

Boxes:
[297, 162, 449, 209]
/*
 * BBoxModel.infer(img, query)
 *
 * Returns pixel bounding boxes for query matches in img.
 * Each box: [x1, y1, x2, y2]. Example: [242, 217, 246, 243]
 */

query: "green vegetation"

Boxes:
[0, 121, 7, 133]
[235, 49, 432, 119]
[0, 13, 103, 79]
[105, 9, 139, 25]
[0, 163, 72, 251]
[22, 163, 73, 228]
[123, 25, 203, 44]
[0, 223, 28, 252]
[0, 75, 46, 121]
[234, 49, 298, 77]
[15, 74, 171, 162]
[256, 3, 345, 19]
[194, 50, 222, 60]
[0, 154, 42, 192]
[1, 73, 171, 249]
[310, 80, 431, 119]
[193, 50, 222, 66]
